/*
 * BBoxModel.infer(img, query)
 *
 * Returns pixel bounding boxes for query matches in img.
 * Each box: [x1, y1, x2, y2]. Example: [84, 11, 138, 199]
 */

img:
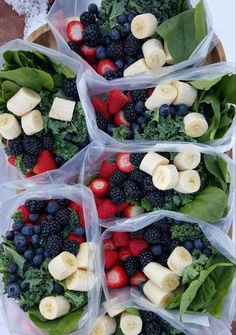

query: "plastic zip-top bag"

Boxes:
[0, 183, 101, 335]
[47, 0, 216, 83]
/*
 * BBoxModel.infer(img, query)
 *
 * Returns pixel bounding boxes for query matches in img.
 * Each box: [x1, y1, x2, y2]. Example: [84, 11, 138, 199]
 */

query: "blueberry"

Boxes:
[169, 105, 176, 117]
[64, 133, 73, 142]
[74, 226, 85, 236]
[46, 201, 60, 214]
[127, 128, 134, 140]
[111, 28, 120, 41]
[53, 282, 65, 294]
[132, 123, 142, 133]
[21, 225, 33, 236]
[172, 219, 182, 225]
[118, 14, 128, 25]
[14, 234, 27, 248]
[8, 274, 18, 283]
[127, 57, 135, 66]
[88, 3, 98, 14]
[34, 225, 41, 234]
[161, 331, 169, 335]
[44, 250, 49, 258]
[159, 104, 170, 117]
[194, 239, 203, 250]
[78, 137, 90, 149]
[24, 249, 35, 261]
[96, 46, 107, 60]
[6, 230, 14, 240]
[203, 248, 212, 257]
[151, 245, 163, 256]
[177, 104, 189, 116]
[7, 263, 18, 274]
[135, 101, 145, 114]
[103, 36, 111, 46]
[137, 116, 145, 125]
[139, 283, 145, 293]
[144, 111, 152, 122]
[115, 59, 124, 70]
[123, 23, 131, 34]
[128, 13, 136, 22]
[12, 221, 23, 231]
[17, 245, 27, 254]
[32, 234, 40, 245]
[7, 283, 21, 298]
[183, 240, 194, 251]
[106, 124, 114, 135]
[36, 247, 44, 255]
[29, 213, 40, 222]
[33, 255, 44, 267]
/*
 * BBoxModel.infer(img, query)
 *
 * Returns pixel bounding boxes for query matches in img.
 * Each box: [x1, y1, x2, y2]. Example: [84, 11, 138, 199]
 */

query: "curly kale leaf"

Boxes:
[182, 254, 209, 284]
[112, 126, 128, 141]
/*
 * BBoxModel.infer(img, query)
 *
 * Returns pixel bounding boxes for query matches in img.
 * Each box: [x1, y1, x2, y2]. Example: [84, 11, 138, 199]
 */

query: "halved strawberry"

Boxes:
[103, 239, 116, 251]
[66, 21, 84, 43]
[97, 199, 117, 220]
[8, 156, 16, 166]
[116, 201, 129, 213]
[118, 247, 132, 262]
[129, 239, 149, 257]
[116, 153, 134, 173]
[106, 265, 129, 289]
[108, 90, 128, 114]
[130, 272, 147, 287]
[89, 178, 109, 198]
[97, 59, 118, 76]
[112, 232, 129, 247]
[17, 205, 30, 222]
[91, 97, 110, 121]
[114, 111, 130, 127]
[33, 150, 57, 174]
[123, 205, 145, 218]
[104, 250, 118, 269]
[67, 233, 85, 244]
[79, 44, 97, 64]
[99, 160, 117, 180]
[69, 202, 85, 226]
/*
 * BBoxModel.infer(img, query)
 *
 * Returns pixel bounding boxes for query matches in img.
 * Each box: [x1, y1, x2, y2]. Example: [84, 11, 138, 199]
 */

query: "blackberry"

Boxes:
[131, 89, 147, 102]
[80, 11, 96, 26]
[103, 70, 120, 80]
[169, 239, 180, 252]
[124, 103, 137, 123]
[153, 218, 171, 232]
[96, 112, 108, 131]
[62, 78, 79, 100]
[124, 256, 140, 277]
[139, 249, 155, 269]
[57, 198, 70, 206]
[161, 231, 171, 245]
[67, 41, 79, 53]
[83, 24, 101, 47]
[23, 154, 37, 169]
[110, 170, 126, 185]
[129, 170, 146, 183]
[146, 191, 165, 208]
[42, 133, 54, 150]
[143, 227, 161, 244]
[143, 176, 156, 194]
[63, 240, 79, 255]
[143, 321, 161, 335]
[41, 220, 61, 238]
[8, 137, 23, 155]
[107, 41, 124, 58]
[23, 136, 43, 155]
[45, 234, 63, 258]
[124, 34, 142, 56]
[123, 180, 141, 198]
[25, 200, 46, 212]
[130, 153, 145, 167]
[158, 253, 169, 267]
[109, 187, 126, 204]
[140, 310, 157, 321]
[55, 208, 71, 226]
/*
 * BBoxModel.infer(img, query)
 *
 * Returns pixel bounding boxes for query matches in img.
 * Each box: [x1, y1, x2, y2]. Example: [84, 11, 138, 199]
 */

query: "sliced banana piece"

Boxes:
[145, 84, 177, 110]
[174, 170, 201, 194]
[164, 42, 174, 65]
[120, 311, 143, 335]
[143, 262, 180, 292]
[92, 315, 117, 335]
[39, 296, 70, 320]
[174, 150, 201, 171]
[184, 112, 208, 138]
[172, 81, 197, 107]
[131, 13, 158, 39]
[142, 39, 167, 69]
[76, 242, 96, 271]
[49, 97, 76, 122]
[48, 251, 78, 281]
[21, 109, 44, 135]
[140, 152, 169, 176]
[167, 247, 193, 276]
[152, 165, 179, 190]
[65, 269, 95, 291]
[0, 113, 21, 140]
[143, 280, 174, 308]
[103, 301, 125, 318]
[124, 58, 149, 77]
[7, 87, 41, 116]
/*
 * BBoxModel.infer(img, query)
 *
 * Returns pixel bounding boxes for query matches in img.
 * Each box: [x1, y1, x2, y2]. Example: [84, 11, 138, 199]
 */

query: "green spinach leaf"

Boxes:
[189, 276, 216, 312]
[203, 155, 227, 191]
[2, 80, 20, 101]
[190, 77, 222, 90]
[216, 74, 236, 104]
[3, 245, 25, 276]
[194, 0, 207, 43]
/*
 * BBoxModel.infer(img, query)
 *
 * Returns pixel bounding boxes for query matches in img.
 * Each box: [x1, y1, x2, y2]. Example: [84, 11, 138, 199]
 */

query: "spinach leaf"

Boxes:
[203, 155, 227, 192]
[0, 68, 42, 91]
[64, 291, 87, 312]
[216, 74, 236, 104]
[3, 245, 25, 276]
[51, 60, 75, 79]
[189, 276, 216, 312]
[190, 77, 222, 90]
[2, 80, 20, 101]
[217, 156, 231, 183]
[194, 0, 207, 43]
[125, 307, 140, 316]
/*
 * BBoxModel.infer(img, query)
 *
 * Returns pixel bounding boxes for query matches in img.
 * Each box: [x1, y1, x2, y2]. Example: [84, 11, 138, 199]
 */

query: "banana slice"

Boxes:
[65, 269, 95, 291]
[39, 296, 70, 320]
[76, 242, 96, 271]
[21, 109, 44, 136]
[103, 301, 125, 318]
[0, 113, 22, 140]
[172, 81, 197, 107]
[164, 42, 174, 65]
[143, 262, 180, 292]
[48, 251, 78, 281]
[174, 170, 201, 194]
[131, 13, 158, 39]
[142, 39, 167, 69]
[7, 87, 41, 117]
[167, 247, 193, 276]
[152, 165, 179, 190]
[145, 84, 177, 110]
[49, 97, 76, 122]
[143, 280, 174, 308]
[92, 315, 117, 335]
[120, 311, 143, 335]
[140, 152, 169, 176]
[124, 58, 149, 77]
[184, 112, 208, 138]
[174, 150, 201, 171]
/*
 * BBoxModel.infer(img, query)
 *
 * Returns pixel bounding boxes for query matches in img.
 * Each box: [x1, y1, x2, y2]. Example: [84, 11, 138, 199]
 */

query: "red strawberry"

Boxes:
[99, 160, 117, 180]
[95, 197, 104, 206]
[91, 64, 98, 71]
[89, 178, 109, 198]
[69, 202, 85, 226]
[25, 172, 36, 178]
[91, 97, 109, 119]
[114, 111, 130, 127]
[119, 247, 132, 262]
[129, 239, 149, 256]
[130, 272, 147, 287]
[66, 21, 84, 42]
[123, 205, 145, 218]
[67, 233, 85, 244]
[147, 88, 154, 97]
[8, 156, 16, 166]
[97, 59, 118, 76]
[104, 239, 116, 251]
[79, 44, 97, 64]
[108, 90, 128, 114]
[112, 232, 129, 247]
[33, 150, 57, 174]
[116, 202, 129, 213]
[97, 199, 117, 220]
[104, 250, 118, 269]
[17, 205, 30, 222]
[106, 265, 129, 289]
[116, 153, 134, 173]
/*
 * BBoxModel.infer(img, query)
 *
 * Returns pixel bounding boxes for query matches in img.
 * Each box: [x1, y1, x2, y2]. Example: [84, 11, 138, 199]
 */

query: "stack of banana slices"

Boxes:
[39, 242, 96, 320]
[140, 150, 202, 194]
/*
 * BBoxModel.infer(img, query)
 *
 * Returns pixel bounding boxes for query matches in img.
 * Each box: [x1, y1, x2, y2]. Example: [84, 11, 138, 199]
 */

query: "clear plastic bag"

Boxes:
[0, 183, 102, 335]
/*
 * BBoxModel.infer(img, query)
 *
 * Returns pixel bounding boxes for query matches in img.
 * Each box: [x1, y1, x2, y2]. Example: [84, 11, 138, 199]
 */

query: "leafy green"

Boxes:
[190, 276, 216, 312]
[216, 74, 236, 104]
[217, 156, 231, 183]
[61, 208, 80, 239]
[112, 126, 128, 141]
[1, 80, 20, 101]
[190, 77, 222, 90]
[51, 60, 76, 79]
[115, 327, 125, 335]
[11, 210, 23, 222]
[194, 0, 207, 43]
[3, 245, 25, 276]
[182, 254, 209, 284]
[64, 291, 87, 312]
[166, 291, 182, 309]
[125, 307, 140, 316]
[203, 155, 228, 192]
[100, 0, 127, 34]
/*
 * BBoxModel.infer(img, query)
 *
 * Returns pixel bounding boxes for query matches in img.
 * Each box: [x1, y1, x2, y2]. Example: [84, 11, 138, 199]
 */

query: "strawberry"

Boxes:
[112, 232, 129, 247]
[67, 233, 85, 244]
[91, 97, 110, 121]
[66, 21, 84, 43]
[8, 156, 16, 166]
[25, 172, 36, 178]
[95, 197, 104, 206]
[123, 205, 145, 218]
[97, 59, 118, 76]
[116, 202, 129, 213]
[104, 250, 118, 269]
[89, 178, 109, 198]
[106, 265, 129, 289]
[147, 88, 154, 97]
[17, 205, 30, 222]
[69, 202, 85, 226]
[127, 91, 133, 102]
[108, 90, 128, 114]
[99, 160, 117, 180]
[103, 239, 116, 251]
[116, 153, 134, 173]
[91, 64, 98, 71]
[129, 239, 149, 257]
[79, 44, 97, 64]
[114, 111, 130, 127]
[118, 247, 132, 262]
[33, 150, 57, 174]
[97, 199, 117, 220]
[130, 272, 147, 287]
